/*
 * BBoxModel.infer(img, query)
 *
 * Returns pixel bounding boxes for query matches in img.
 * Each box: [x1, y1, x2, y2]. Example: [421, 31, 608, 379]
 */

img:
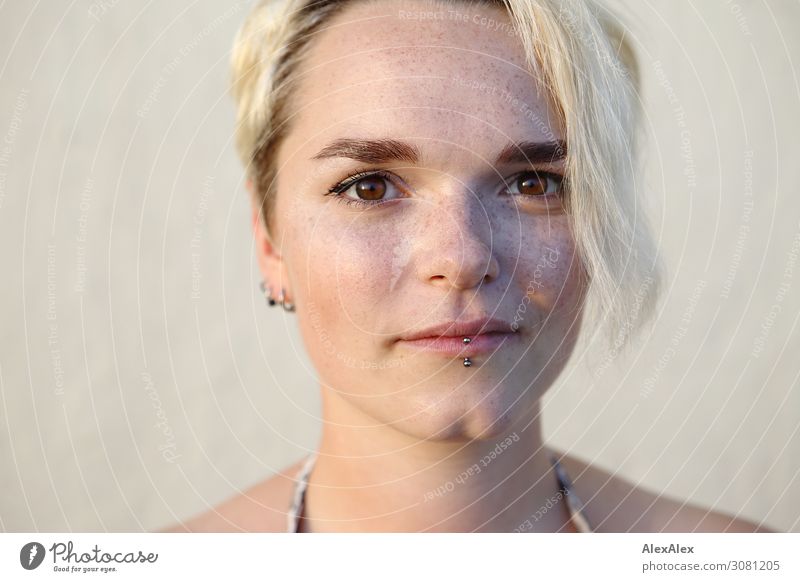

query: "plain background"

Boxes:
[0, 0, 798, 532]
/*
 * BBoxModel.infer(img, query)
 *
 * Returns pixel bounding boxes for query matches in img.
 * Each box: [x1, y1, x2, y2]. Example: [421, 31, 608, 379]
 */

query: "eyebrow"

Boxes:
[310, 138, 567, 166]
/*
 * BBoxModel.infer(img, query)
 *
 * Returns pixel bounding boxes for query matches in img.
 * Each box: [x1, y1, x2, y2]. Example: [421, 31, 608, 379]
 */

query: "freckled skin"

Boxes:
[254, 0, 589, 441]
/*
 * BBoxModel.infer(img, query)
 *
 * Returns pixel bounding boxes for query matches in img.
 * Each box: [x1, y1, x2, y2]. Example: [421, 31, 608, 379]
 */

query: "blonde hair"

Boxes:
[230, 0, 663, 351]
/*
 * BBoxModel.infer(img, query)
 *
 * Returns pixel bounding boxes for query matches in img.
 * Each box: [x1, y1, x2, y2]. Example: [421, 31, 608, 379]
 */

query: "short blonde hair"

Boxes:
[230, 0, 663, 351]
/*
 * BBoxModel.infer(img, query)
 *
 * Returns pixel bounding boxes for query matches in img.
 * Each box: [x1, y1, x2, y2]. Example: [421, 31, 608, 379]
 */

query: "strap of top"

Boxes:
[286, 452, 317, 533]
[549, 453, 593, 533]
[287, 452, 593, 533]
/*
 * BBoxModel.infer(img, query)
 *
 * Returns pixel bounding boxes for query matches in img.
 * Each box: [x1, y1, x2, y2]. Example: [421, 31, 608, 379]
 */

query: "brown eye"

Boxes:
[355, 176, 387, 200]
[327, 170, 405, 208]
[509, 171, 563, 199]
[518, 172, 547, 196]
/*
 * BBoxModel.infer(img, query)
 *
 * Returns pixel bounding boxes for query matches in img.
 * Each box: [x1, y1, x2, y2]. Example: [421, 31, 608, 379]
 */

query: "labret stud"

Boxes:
[462, 337, 472, 367]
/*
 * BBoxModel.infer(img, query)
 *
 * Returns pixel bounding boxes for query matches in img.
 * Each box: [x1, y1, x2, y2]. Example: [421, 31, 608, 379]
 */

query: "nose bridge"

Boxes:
[438, 189, 490, 245]
[413, 185, 500, 289]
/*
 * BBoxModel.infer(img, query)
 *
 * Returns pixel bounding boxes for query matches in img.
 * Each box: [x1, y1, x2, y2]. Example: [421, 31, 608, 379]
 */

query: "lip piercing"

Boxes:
[462, 337, 471, 367]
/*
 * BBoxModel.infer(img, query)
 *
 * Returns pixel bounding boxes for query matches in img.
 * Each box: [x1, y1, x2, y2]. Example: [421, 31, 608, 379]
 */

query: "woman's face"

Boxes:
[255, 0, 588, 440]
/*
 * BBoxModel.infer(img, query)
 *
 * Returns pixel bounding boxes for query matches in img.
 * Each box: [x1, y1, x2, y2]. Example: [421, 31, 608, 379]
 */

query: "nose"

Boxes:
[413, 190, 500, 290]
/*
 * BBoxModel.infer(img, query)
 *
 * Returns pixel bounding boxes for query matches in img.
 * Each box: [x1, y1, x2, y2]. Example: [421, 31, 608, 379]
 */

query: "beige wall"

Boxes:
[0, 0, 797, 532]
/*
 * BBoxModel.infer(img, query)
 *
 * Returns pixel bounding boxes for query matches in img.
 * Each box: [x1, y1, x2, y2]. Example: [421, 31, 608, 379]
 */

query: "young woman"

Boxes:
[163, 0, 770, 532]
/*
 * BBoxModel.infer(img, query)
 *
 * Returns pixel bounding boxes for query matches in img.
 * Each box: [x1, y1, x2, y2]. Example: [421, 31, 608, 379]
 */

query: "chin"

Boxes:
[382, 383, 537, 442]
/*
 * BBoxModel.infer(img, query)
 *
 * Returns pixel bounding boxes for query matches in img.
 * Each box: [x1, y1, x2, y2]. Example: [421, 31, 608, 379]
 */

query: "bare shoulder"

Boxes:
[156, 458, 305, 533]
[557, 451, 775, 533]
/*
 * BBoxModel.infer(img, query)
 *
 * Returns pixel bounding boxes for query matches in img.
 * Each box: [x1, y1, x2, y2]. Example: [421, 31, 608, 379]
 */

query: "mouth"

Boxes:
[397, 331, 516, 356]
[396, 318, 518, 356]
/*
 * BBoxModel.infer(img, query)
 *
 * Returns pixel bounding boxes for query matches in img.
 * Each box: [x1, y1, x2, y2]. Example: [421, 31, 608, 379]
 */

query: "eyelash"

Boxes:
[325, 169, 398, 208]
[324, 168, 565, 209]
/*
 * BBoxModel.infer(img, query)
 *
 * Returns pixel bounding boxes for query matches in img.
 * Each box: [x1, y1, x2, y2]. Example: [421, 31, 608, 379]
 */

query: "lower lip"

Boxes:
[397, 332, 516, 356]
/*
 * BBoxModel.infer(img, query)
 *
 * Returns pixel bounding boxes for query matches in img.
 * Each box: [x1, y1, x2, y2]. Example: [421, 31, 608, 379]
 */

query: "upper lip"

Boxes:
[399, 317, 515, 341]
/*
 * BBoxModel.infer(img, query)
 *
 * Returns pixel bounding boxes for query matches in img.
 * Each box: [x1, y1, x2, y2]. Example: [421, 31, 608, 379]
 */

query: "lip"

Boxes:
[397, 318, 517, 356]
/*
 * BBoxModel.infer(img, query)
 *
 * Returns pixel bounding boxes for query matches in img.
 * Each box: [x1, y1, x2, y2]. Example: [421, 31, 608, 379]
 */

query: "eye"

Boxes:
[326, 170, 405, 208]
[353, 175, 387, 200]
[506, 170, 564, 198]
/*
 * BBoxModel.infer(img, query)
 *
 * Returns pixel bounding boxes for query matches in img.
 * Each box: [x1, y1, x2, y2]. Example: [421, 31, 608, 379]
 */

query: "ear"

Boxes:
[248, 178, 292, 304]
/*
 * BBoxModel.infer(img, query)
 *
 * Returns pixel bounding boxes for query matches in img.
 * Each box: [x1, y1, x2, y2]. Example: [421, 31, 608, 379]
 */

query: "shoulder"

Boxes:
[156, 458, 305, 533]
[556, 450, 775, 533]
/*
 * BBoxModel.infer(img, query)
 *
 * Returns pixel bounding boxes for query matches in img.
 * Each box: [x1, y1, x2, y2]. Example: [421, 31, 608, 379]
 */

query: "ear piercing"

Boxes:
[463, 337, 472, 367]
[259, 280, 295, 312]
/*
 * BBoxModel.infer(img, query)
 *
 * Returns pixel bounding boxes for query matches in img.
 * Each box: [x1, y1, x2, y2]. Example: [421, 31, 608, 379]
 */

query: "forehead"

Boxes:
[283, 0, 563, 160]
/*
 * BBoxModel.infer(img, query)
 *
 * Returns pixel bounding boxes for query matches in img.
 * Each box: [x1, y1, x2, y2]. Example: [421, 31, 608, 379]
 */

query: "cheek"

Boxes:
[309, 216, 402, 302]
[287, 211, 405, 357]
[520, 219, 585, 314]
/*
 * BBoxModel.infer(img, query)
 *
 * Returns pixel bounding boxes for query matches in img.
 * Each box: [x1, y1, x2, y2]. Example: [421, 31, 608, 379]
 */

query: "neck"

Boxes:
[301, 387, 575, 533]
